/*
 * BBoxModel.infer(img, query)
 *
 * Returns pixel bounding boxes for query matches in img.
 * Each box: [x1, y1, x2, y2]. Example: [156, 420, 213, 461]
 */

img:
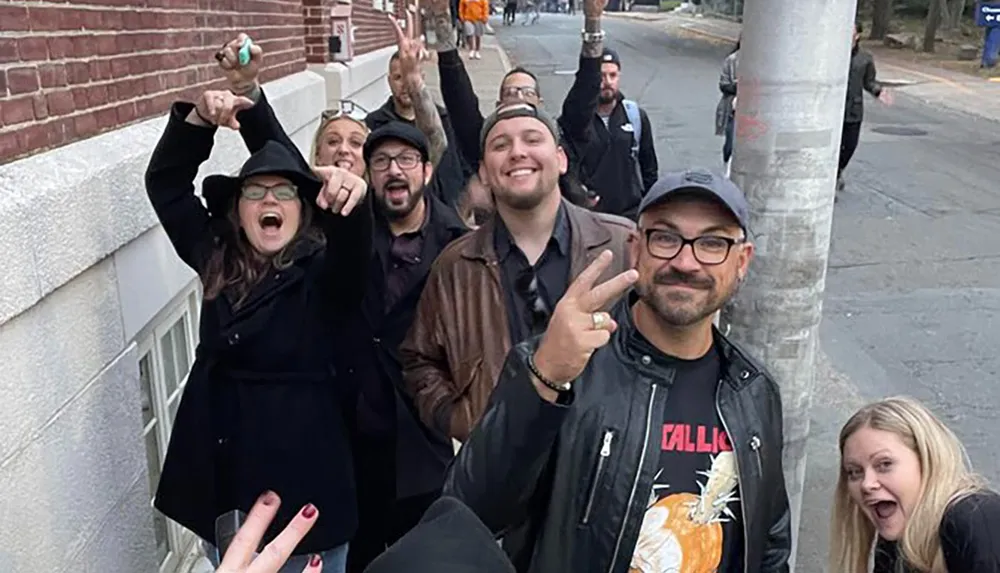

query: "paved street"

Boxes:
[492, 13, 1000, 571]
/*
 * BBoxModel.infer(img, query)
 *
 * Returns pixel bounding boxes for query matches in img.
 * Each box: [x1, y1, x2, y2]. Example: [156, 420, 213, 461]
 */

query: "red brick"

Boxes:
[47, 37, 75, 59]
[0, 131, 18, 158]
[0, 39, 18, 63]
[0, 71, 6, 95]
[32, 94, 48, 120]
[17, 37, 49, 61]
[38, 64, 68, 88]
[46, 90, 76, 116]
[18, 123, 62, 155]
[74, 113, 99, 139]
[2, 97, 35, 126]
[67, 62, 91, 85]
[0, 5, 30, 31]
[7, 67, 40, 95]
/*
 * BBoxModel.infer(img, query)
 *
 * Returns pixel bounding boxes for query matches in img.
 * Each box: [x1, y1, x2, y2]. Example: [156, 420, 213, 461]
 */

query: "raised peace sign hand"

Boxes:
[313, 165, 368, 216]
[215, 492, 320, 573]
[388, 13, 426, 88]
[531, 251, 638, 396]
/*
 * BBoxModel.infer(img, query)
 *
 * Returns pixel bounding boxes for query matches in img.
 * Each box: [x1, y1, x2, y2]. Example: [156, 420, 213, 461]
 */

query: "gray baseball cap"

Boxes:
[637, 168, 750, 231]
[479, 102, 560, 156]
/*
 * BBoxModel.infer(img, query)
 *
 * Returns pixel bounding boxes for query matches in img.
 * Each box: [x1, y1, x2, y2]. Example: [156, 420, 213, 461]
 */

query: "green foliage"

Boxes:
[659, 0, 681, 10]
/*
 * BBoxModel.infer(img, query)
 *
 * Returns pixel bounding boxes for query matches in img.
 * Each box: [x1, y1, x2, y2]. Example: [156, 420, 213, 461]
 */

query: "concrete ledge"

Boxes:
[0, 69, 327, 328]
[309, 45, 395, 111]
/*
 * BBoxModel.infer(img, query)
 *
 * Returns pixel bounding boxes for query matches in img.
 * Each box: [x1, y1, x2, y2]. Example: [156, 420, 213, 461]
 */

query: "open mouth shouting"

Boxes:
[383, 179, 411, 205]
[865, 498, 902, 533]
[258, 211, 284, 236]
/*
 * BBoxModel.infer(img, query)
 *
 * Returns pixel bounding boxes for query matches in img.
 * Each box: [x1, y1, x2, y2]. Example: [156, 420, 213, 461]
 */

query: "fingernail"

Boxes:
[310, 554, 322, 567]
[260, 490, 277, 505]
[302, 503, 317, 519]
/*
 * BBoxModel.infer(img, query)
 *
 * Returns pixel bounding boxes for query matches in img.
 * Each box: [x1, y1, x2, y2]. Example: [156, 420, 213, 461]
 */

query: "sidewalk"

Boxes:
[607, 11, 1000, 123]
[423, 35, 512, 118]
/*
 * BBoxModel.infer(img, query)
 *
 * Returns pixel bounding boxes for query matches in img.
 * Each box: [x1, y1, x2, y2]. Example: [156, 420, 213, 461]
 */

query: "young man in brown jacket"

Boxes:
[400, 102, 635, 443]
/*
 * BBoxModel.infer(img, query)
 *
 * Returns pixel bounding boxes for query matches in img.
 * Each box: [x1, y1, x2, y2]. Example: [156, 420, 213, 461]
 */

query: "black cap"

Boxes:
[202, 140, 323, 218]
[363, 497, 516, 573]
[638, 168, 750, 231]
[480, 102, 560, 156]
[601, 47, 621, 67]
[363, 121, 431, 165]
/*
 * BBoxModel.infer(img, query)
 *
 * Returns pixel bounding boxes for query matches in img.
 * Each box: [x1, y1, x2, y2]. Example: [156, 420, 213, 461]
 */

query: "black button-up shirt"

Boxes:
[494, 203, 572, 344]
[374, 199, 430, 313]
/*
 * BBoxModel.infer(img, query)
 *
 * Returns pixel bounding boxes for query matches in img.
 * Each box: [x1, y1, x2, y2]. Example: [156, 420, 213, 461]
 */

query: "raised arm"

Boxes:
[559, 0, 606, 145]
[391, 15, 449, 168]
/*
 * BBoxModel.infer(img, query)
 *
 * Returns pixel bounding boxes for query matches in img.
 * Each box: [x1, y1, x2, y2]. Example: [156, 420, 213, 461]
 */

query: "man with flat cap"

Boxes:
[576, 47, 659, 220]
[444, 169, 792, 573]
[400, 102, 634, 447]
[338, 121, 469, 572]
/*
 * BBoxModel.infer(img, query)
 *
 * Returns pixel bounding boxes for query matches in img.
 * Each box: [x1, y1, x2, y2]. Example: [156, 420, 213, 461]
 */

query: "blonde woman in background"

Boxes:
[830, 396, 1000, 572]
[310, 103, 371, 176]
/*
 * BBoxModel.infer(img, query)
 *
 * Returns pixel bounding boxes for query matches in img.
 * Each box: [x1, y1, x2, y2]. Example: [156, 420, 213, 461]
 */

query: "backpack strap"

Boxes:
[622, 99, 641, 158]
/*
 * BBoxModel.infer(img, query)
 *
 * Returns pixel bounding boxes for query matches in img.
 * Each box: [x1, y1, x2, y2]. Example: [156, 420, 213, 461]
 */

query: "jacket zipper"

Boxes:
[716, 379, 750, 573]
[606, 384, 657, 573]
[749, 435, 762, 476]
[582, 429, 615, 525]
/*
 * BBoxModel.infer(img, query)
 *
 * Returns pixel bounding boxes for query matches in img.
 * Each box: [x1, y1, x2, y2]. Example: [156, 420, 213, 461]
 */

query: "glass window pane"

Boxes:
[173, 317, 190, 376]
[153, 511, 169, 565]
[144, 425, 162, 490]
[160, 330, 177, 396]
[138, 354, 155, 427]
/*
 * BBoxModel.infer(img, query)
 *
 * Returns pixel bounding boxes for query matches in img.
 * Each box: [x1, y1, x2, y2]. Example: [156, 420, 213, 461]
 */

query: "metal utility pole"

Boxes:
[718, 0, 857, 567]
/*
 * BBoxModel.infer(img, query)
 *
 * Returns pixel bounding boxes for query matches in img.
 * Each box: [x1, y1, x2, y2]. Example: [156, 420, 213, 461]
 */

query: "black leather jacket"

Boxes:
[443, 297, 792, 573]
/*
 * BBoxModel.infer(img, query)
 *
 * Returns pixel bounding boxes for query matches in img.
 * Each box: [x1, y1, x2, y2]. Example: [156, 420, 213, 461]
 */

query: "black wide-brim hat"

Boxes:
[202, 140, 323, 218]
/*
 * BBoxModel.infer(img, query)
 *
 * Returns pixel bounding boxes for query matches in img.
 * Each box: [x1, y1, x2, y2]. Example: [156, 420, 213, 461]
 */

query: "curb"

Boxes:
[494, 41, 513, 72]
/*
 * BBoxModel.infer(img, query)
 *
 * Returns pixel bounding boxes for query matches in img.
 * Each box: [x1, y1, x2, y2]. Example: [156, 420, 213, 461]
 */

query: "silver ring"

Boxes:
[591, 312, 607, 330]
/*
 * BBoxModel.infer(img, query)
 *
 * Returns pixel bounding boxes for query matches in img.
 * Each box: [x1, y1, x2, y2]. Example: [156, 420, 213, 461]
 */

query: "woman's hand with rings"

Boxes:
[192, 90, 255, 130]
[532, 250, 638, 388]
[215, 491, 321, 573]
[313, 165, 368, 216]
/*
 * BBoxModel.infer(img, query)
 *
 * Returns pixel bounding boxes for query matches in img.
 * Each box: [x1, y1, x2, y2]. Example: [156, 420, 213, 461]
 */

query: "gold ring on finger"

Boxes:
[591, 312, 607, 330]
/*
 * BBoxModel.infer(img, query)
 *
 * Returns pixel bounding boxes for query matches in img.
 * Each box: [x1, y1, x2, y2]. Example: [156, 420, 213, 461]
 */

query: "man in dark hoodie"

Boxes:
[839, 22, 892, 193]
[366, 47, 473, 209]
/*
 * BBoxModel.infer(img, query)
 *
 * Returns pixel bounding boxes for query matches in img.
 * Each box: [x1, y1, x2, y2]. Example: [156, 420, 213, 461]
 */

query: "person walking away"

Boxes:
[400, 102, 633, 445]
[146, 85, 372, 573]
[716, 37, 739, 177]
[459, 0, 489, 59]
[577, 48, 658, 220]
[365, 18, 472, 209]
[840, 22, 892, 194]
[503, 0, 517, 25]
[830, 396, 1000, 572]
[443, 168, 792, 573]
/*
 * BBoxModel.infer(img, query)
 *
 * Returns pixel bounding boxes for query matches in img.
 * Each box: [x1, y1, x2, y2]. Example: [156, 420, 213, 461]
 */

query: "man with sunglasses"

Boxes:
[442, 168, 791, 573]
[340, 121, 470, 573]
[400, 102, 633, 446]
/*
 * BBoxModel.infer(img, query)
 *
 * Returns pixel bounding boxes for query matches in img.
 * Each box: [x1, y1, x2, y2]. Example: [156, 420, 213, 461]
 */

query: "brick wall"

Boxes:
[0, 0, 401, 165]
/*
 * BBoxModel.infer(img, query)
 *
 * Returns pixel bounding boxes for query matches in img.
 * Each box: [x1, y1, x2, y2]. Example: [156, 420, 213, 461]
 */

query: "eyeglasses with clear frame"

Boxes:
[241, 183, 299, 201]
[641, 228, 746, 266]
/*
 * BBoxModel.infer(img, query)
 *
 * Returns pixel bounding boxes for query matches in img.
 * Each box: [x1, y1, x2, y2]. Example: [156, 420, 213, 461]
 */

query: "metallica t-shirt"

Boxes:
[628, 344, 745, 573]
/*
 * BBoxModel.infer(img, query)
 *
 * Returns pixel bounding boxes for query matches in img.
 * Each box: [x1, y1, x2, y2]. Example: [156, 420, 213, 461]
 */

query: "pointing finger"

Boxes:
[564, 250, 613, 301]
[584, 268, 638, 312]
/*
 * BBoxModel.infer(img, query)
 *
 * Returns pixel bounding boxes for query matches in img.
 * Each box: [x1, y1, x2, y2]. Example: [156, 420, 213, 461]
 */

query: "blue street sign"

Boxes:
[976, 2, 1000, 27]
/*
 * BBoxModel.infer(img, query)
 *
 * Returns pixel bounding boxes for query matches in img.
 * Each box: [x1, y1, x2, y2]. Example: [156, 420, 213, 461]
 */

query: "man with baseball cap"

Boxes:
[443, 168, 791, 573]
[574, 46, 660, 220]
[400, 102, 634, 447]
[339, 120, 469, 572]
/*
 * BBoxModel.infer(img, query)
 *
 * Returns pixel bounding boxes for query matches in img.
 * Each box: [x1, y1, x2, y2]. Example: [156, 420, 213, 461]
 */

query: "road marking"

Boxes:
[553, 70, 576, 75]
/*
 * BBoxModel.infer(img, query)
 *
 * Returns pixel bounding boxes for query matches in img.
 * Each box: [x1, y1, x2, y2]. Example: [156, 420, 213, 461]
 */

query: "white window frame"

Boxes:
[136, 283, 203, 573]
[374, 0, 396, 13]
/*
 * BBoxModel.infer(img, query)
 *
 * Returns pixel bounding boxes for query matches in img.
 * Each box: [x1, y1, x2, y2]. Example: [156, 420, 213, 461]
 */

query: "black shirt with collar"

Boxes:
[374, 197, 431, 313]
[493, 202, 572, 345]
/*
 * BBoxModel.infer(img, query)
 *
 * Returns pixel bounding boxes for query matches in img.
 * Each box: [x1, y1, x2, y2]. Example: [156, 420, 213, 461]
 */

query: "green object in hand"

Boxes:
[238, 37, 253, 66]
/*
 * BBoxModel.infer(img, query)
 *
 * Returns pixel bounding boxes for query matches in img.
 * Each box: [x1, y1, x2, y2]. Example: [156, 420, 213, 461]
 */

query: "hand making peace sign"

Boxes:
[532, 251, 639, 392]
[215, 492, 320, 573]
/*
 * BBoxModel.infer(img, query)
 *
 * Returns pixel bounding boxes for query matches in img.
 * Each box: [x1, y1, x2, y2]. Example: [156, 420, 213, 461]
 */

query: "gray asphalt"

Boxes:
[494, 13, 1000, 572]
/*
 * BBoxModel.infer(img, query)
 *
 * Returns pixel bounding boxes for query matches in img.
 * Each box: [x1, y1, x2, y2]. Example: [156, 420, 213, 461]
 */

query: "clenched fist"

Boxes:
[216, 33, 263, 95]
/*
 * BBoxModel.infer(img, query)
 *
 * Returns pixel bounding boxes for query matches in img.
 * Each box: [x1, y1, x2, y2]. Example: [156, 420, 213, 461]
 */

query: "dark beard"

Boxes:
[635, 268, 734, 327]
[599, 91, 616, 105]
[378, 182, 424, 220]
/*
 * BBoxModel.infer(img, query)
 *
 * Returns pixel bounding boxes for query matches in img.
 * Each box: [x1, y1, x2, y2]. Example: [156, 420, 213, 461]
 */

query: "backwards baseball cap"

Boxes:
[601, 47, 621, 68]
[479, 102, 560, 155]
[363, 121, 431, 165]
[638, 168, 750, 231]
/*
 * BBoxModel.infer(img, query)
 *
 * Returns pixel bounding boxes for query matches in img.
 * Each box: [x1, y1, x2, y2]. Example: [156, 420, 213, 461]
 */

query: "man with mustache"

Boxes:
[443, 169, 791, 573]
[340, 121, 469, 572]
[576, 47, 659, 220]
[400, 102, 634, 447]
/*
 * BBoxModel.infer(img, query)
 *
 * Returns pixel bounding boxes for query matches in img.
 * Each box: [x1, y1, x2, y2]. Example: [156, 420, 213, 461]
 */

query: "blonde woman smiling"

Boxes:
[830, 396, 1000, 572]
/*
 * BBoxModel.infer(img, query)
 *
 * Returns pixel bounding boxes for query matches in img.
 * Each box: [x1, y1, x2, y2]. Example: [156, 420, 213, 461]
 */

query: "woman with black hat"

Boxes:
[145, 87, 372, 573]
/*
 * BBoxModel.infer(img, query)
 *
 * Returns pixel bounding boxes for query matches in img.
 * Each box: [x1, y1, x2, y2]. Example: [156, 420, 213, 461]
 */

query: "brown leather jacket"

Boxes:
[400, 200, 635, 441]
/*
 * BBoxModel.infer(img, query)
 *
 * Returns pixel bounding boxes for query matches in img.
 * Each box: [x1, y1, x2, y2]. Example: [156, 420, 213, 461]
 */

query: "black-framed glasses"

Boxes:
[642, 228, 745, 265]
[369, 151, 423, 172]
[241, 183, 298, 201]
[515, 269, 550, 336]
[321, 100, 369, 123]
[499, 85, 539, 101]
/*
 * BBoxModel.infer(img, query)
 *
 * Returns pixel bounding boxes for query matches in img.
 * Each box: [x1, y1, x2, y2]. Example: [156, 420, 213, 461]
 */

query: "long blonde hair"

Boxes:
[829, 396, 984, 573]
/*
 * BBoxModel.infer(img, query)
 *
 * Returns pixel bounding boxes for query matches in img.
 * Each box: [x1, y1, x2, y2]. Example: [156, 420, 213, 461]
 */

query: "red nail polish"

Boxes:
[310, 554, 322, 567]
[260, 491, 277, 505]
[302, 503, 317, 518]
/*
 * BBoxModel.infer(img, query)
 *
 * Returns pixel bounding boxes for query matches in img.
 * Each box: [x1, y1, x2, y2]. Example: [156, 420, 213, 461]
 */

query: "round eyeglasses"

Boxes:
[642, 228, 745, 265]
